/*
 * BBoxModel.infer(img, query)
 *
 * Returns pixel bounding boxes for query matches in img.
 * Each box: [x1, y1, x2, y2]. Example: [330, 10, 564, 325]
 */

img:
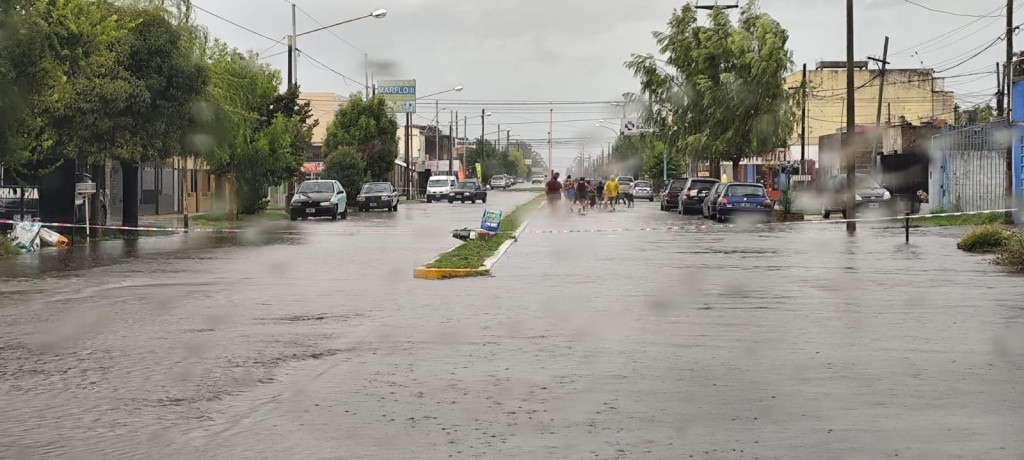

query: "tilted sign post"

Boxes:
[75, 181, 97, 241]
[378, 79, 417, 198]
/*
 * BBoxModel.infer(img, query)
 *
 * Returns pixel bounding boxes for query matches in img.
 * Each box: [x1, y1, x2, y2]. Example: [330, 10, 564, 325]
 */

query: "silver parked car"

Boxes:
[631, 180, 654, 201]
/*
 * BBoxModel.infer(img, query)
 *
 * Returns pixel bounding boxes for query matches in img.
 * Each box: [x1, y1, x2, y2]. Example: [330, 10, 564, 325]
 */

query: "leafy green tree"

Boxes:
[625, 0, 795, 180]
[105, 2, 208, 228]
[465, 139, 502, 179]
[322, 93, 399, 181]
[234, 114, 307, 213]
[0, 0, 53, 171]
[321, 146, 366, 205]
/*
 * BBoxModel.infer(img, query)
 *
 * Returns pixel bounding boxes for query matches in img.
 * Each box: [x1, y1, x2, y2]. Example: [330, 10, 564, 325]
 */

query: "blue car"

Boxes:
[714, 182, 773, 223]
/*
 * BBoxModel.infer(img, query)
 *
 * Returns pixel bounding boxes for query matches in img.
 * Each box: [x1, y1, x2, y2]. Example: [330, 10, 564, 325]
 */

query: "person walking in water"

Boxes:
[604, 175, 620, 212]
[545, 173, 562, 211]
[575, 177, 590, 214]
[563, 175, 576, 212]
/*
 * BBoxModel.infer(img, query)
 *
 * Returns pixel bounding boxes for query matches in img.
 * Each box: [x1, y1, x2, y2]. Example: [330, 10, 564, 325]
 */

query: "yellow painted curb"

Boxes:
[413, 266, 490, 280]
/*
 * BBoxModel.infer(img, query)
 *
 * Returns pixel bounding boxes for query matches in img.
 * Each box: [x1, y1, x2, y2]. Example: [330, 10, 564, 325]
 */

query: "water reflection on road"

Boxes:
[1, 196, 1022, 459]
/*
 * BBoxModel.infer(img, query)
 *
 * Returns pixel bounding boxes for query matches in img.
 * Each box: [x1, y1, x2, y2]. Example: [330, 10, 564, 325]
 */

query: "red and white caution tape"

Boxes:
[0, 218, 242, 234]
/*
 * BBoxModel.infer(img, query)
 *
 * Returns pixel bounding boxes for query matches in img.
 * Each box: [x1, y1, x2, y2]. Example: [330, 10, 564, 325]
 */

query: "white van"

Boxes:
[426, 175, 458, 203]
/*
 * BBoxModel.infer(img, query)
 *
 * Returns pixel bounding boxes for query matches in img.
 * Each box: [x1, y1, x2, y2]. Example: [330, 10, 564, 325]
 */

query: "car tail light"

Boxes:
[762, 199, 772, 207]
[684, 187, 692, 197]
[718, 197, 728, 205]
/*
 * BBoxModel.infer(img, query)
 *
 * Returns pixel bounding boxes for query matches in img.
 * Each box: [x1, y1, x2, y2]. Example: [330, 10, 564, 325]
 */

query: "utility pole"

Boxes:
[497, 124, 501, 154]
[801, 63, 807, 174]
[869, 36, 890, 157]
[1006, 0, 1014, 200]
[996, 62, 1005, 117]
[448, 120, 453, 176]
[405, 113, 412, 200]
[453, 110, 459, 177]
[291, 4, 297, 85]
[435, 100, 440, 162]
[845, 0, 857, 234]
[548, 105, 553, 177]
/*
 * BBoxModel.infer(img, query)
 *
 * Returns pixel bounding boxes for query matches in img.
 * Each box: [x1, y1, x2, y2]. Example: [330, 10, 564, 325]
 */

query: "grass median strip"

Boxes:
[424, 195, 543, 270]
[909, 211, 1011, 228]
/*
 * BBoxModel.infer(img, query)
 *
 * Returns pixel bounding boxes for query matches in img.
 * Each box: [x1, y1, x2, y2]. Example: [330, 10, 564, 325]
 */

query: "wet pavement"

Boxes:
[1, 196, 1022, 459]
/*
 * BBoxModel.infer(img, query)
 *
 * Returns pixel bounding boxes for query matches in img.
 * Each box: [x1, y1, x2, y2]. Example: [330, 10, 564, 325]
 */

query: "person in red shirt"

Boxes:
[545, 173, 562, 207]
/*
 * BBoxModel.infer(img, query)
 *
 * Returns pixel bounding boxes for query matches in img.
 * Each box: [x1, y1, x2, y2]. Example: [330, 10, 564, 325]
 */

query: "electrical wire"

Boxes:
[900, 0, 1001, 19]
[190, 2, 286, 46]
[891, 2, 1011, 56]
[292, 3, 367, 54]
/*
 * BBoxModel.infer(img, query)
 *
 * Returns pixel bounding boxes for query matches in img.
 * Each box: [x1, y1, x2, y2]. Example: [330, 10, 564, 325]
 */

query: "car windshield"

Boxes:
[692, 180, 718, 190]
[427, 179, 450, 187]
[668, 181, 686, 191]
[724, 184, 766, 197]
[297, 182, 334, 193]
[457, 182, 476, 189]
[361, 183, 390, 194]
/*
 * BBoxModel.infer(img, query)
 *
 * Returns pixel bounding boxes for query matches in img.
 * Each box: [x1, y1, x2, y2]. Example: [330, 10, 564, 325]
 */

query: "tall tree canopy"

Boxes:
[625, 1, 795, 180]
[322, 94, 399, 181]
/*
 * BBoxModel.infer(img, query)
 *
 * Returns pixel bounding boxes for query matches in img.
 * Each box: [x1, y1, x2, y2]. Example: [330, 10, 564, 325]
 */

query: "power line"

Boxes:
[190, 2, 285, 45]
[900, 0, 1001, 18]
[891, 2, 1010, 56]
[292, 3, 367, 54]
[299, 51, 362, 87]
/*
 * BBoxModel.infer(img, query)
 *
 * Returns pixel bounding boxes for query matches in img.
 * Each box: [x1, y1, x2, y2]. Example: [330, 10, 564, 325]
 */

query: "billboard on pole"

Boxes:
[622, 117, 653, 136]
[377, 79, 416, 114]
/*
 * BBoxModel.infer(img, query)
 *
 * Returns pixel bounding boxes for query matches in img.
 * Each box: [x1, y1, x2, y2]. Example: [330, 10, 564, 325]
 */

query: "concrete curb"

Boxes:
[412, 198, 543, 280]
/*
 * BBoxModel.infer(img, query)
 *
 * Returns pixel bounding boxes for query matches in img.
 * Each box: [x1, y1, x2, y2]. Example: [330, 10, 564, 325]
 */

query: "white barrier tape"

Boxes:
[0, 218, 242, 234]
[775, 208, 1019, 226]
[523, 208, 1019, 235]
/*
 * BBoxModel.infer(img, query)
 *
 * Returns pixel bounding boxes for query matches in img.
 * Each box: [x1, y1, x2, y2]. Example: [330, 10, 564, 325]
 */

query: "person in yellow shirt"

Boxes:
[603, 176, 620, 212]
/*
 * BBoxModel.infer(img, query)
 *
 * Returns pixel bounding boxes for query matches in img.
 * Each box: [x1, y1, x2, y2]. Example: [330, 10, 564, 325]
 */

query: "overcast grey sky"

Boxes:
[192, 0, 1014, 173]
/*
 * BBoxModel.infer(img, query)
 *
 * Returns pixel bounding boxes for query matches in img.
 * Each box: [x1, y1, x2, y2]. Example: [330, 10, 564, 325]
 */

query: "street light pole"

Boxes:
[845, 0, 857, 234]
[289, 9, 387, 88]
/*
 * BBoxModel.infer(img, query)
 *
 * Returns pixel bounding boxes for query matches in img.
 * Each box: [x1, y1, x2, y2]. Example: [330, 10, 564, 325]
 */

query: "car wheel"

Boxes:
[461, 199, 467, 204]
[340, 207, 348, 219]
[448, 199, 454, 204]
[716, 214, 725, 223]
[290, 212, 298, 221]
[331, 205, 339, 220]
[822, 207, 831, 219]
[482, 196, 487, 203]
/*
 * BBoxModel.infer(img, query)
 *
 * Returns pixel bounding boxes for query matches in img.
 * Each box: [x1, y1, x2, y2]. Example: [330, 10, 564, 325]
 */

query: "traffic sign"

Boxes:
[377, 79, 416, 114]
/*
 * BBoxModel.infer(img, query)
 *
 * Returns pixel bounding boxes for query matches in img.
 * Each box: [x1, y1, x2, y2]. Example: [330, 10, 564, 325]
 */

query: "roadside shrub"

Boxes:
[321, 146, 367, 206]
[0, 236, 18, 257]
[957, 225, 1009, 253]
[993, 231, 1024, 272]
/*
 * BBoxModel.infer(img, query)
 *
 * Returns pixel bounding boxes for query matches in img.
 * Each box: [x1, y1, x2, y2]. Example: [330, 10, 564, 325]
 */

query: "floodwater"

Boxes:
[1, 194, 1022, 459]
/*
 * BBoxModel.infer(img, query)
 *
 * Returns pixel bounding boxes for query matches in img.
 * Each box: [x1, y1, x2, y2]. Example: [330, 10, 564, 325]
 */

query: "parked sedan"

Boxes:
[713, 182, 773, 223]
[448, 180, 488, 203]
[676, 178, 720, 215]
[821, 173, 894, 219]
[290, 180, 347, 220]
[702, 182, 726, 220]
[631, 180, 654, 201]
[660, 179, 686, 211]
[357, 182, 399, 212]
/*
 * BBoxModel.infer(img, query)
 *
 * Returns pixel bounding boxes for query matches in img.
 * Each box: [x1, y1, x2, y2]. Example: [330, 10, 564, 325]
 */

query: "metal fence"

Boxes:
[931, 122, 1007, 212]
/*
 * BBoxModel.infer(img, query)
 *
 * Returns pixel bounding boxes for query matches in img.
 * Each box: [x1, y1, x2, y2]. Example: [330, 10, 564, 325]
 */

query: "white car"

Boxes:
[426, 175, 458, 203]
[491, 175, 508, 189]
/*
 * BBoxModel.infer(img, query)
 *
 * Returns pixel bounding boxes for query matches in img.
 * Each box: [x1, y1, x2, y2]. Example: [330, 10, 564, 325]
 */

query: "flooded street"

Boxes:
[1, 195, 1022, 459]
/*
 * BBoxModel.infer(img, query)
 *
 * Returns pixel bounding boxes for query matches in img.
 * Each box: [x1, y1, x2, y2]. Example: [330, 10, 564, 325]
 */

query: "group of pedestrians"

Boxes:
[544, 173, 621, 215]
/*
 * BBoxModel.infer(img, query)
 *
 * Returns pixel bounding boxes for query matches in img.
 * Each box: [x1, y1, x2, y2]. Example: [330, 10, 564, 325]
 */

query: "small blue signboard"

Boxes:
[480, 209, 502, 233]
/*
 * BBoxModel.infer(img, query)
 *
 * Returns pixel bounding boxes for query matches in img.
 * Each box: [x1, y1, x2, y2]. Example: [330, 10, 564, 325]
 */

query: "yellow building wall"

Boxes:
[784, 69, 955, 145]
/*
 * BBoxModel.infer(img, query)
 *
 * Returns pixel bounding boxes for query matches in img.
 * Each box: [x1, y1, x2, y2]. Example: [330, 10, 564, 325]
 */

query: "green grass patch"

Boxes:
[502, 187, 546, 193]
[993, 231, 1024, 272]
[911, 211, 1011, 228]
[957, 225, 1011, 253]
[0, 236, 18, 257]
[425, 195, 542, 269]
